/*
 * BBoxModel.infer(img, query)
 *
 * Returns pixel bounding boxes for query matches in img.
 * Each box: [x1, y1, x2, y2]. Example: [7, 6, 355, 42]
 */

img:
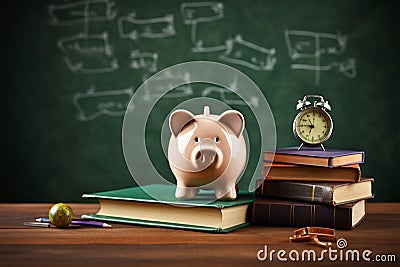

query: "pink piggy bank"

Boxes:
[168, 106, 247, 200]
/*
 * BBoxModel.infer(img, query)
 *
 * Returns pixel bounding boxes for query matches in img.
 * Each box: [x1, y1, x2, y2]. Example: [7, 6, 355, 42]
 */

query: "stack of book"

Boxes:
[82, 148, 373, 233]
[250, 147, 374, 229]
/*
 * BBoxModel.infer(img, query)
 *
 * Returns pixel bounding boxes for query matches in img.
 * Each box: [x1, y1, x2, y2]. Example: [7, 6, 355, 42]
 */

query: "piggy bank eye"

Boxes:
[215, 137, 220, 143]
[194, 137, 199, 143]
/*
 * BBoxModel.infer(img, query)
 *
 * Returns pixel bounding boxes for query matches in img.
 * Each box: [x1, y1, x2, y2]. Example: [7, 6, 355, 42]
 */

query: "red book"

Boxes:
[264, 147, 364, 167]
[263, 163, 361, 183]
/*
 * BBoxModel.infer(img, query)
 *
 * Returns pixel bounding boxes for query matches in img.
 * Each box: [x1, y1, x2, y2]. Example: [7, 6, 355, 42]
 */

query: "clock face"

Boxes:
[293, 107, 333, 145]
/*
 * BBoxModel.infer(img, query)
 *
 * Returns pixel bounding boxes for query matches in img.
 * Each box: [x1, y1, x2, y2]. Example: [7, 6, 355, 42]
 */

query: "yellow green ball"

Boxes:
[49, 203, 73, 227]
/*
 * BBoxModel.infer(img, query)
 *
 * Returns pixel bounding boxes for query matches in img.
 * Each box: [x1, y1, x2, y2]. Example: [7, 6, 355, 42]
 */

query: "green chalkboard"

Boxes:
[1, 0, 398, 202]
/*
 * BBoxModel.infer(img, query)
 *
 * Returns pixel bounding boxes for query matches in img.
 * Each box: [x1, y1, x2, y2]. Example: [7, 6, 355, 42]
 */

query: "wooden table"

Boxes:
[1, 203, 399, 266]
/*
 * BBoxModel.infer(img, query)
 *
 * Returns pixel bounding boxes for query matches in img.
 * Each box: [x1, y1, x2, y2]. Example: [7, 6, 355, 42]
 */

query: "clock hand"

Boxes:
[307, 119, 315, 129]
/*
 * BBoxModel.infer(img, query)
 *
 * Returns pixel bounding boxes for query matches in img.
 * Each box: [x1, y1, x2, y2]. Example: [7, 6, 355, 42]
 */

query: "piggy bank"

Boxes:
[168, 106, 247, 200]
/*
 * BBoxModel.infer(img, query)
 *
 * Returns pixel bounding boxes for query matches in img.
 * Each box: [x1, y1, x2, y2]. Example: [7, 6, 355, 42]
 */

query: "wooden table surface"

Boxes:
[0, 203, 399, 267]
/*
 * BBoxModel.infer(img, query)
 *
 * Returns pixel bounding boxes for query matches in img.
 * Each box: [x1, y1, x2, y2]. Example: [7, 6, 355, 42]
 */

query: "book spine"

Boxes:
[255, 180, 335, 206]
[250, 200, 352, 229]
[263, 164, 361, 183]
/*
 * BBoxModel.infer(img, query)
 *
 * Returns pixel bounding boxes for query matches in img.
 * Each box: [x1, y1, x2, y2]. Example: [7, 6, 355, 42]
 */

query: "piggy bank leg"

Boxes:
[215, 185, 237, 200]
[175, 186, 199, 199]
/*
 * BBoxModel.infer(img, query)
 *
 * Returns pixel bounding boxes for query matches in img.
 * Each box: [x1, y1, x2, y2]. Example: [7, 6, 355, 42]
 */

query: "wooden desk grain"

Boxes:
[0, 203, 399, 266]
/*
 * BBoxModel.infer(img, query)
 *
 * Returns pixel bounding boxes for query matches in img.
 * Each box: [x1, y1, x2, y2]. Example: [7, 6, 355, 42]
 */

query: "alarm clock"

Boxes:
[293, 95, 333, 151]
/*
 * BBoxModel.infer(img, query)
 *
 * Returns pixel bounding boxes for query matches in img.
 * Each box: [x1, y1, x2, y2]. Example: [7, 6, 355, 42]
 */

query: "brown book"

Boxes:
[250, 198, 366, 229]
[263, 163, 361, 182]
[264, 147, 364, 167]
[255, 178, 374, 206]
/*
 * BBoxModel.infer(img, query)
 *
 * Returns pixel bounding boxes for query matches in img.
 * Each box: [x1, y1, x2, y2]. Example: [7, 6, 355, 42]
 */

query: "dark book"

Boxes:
[263, 163, 361, 182]
[264, 147, 364, 167]
[255, 178, 374, 206]
[82, 184, 254, 233]
[250, 198, 366, 229]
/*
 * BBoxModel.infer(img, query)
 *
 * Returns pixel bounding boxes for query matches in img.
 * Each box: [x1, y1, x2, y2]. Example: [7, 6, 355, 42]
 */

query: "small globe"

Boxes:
[49, 203, 73, 227]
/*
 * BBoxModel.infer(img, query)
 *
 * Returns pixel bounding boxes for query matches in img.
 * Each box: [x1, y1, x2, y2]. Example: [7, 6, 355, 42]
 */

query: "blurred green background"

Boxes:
[1, 0, 398, 202]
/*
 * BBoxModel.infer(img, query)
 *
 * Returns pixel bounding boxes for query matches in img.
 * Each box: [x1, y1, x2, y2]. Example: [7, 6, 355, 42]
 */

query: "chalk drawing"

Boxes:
[181, 1, 224, 24]
[49, 0, 119, 73]
[284, 29, 357, 85]
[181, 2, 226, 53]
[201, 86, 259, 107]
[130, 50, 158, 72]
[181, 2, 276, 72]
[219, 35, 277, 71]
[141, 71, 193, 102]
[201, 74, 259, 107]
[73, 86, 134, 121]
[48, 0, 116, 26]
[118, 12, 175, 41]
[57, 32, 119, 74]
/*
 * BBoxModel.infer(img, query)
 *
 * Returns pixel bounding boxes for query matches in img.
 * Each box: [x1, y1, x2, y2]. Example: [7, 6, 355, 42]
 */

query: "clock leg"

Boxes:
[298, 143, 326, 151]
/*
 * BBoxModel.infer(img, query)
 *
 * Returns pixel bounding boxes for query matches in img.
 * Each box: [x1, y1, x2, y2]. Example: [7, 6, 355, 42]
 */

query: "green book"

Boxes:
[82, 184, 254, 233]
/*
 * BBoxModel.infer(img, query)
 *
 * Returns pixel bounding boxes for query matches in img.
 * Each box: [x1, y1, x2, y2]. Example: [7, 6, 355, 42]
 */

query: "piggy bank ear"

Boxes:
[218, 110, 245, 137]
[169, 109, 196, 137]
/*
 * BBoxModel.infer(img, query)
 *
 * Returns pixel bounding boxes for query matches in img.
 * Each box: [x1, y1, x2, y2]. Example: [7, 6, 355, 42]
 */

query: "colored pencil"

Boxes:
[24, 222, 51, 228]
[35, 218, 112, 228]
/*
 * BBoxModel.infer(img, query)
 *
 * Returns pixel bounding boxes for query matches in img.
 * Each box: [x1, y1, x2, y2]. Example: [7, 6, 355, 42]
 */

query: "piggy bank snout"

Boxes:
[192, 139, 220, 164]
